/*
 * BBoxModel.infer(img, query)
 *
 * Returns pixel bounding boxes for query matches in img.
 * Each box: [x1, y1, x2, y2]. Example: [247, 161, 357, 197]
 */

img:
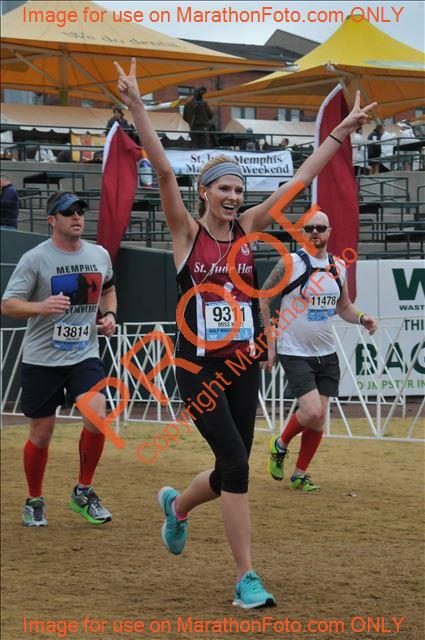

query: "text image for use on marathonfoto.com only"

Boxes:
[22, 4, 406, 27]
[22, 613, 407, 636]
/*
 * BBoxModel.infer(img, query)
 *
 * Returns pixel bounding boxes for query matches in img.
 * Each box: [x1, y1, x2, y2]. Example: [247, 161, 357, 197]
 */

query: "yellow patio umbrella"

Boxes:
[207, 16, 425, 120]
[1, 0, 280, 104]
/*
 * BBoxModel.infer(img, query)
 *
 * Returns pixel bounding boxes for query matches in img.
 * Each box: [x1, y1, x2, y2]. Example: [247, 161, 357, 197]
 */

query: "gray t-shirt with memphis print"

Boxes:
[2, 239, 113, 366]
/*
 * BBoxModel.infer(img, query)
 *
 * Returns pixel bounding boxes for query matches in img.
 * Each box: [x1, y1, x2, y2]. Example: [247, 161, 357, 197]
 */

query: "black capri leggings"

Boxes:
[176, 359, 260, 495]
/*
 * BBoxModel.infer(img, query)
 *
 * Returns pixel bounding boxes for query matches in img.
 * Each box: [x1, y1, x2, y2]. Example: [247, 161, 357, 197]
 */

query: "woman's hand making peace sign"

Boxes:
[113, 57, 141, 110]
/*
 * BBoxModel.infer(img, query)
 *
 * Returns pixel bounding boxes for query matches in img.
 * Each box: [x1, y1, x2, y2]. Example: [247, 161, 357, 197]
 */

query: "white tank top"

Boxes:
[276, 253, 346, 357]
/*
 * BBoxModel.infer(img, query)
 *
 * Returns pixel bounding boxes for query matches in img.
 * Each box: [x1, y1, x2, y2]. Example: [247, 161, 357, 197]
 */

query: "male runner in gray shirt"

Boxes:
[2, 191, 117, 527]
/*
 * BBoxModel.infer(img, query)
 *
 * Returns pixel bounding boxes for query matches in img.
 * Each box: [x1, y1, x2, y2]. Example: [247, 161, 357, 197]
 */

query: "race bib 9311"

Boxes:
[205, 301, 254, 341]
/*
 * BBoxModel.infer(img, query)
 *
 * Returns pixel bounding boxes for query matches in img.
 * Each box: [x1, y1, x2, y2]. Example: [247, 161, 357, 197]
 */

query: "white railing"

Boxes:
[1, 325, 123, 424]
[1, 318, 423, 442]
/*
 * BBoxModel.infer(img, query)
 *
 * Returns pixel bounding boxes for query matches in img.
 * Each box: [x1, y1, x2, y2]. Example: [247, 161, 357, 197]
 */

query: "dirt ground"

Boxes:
[1, 418, 424, 640]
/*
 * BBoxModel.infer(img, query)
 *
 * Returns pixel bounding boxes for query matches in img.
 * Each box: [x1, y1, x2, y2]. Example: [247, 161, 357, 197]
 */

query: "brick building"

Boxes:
[152, 32, 319, 129]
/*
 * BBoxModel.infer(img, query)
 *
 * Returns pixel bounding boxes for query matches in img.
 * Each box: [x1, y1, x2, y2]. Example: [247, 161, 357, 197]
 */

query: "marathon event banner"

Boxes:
[166, 149, 293, 191]
[337, 260, 424, 396]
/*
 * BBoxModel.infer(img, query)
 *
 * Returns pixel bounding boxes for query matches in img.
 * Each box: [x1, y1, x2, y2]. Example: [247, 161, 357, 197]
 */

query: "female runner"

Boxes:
[114, 58, 375, 608]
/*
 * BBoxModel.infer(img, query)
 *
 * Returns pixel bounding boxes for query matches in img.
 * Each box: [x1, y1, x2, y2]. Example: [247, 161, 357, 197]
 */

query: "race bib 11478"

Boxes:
[308, 293, 338, 321]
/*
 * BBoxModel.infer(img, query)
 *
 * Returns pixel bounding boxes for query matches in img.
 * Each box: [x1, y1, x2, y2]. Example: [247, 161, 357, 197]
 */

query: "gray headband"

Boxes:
[198, 163, 244, 188]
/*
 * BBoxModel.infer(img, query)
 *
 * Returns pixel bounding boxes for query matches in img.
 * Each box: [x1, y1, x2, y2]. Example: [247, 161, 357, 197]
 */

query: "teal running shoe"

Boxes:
[70, 486, 112, 524]
[233, 571, 276, 609]
[23, 497, 47, 527]
[157, 486, 188, 555]
[290, 474, 320, 492]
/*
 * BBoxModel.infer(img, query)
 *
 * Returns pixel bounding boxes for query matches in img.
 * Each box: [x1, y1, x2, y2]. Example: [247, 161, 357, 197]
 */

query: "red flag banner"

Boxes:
[312, 84, 358, 301]
[97, 122, 140, 263]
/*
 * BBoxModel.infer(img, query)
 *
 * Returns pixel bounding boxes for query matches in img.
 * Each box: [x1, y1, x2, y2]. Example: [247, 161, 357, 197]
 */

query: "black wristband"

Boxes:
[329, 133, 343, 144]
[358, 313, 365, 326]
[104, 311, 117, 321]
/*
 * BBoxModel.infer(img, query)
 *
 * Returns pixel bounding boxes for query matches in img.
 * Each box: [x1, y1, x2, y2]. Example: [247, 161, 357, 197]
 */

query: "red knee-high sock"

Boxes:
[23, 440, 48, 498]
[280, 413, 305, 446]
[296, 428, 323, 472]
[78, 428, 105, 485]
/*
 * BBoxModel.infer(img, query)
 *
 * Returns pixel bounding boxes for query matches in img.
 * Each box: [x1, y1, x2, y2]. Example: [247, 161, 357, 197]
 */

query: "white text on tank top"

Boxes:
[186, 224, 255, 358]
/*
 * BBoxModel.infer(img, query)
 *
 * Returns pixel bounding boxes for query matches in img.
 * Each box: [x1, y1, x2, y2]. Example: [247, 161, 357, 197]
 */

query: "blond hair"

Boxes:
[197, 155, 239, 217]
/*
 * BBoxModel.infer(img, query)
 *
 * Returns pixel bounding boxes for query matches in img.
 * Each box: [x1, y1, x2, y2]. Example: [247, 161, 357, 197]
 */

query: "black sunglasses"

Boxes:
[304, 224, 328, 233]
[57, 206, 86, 217]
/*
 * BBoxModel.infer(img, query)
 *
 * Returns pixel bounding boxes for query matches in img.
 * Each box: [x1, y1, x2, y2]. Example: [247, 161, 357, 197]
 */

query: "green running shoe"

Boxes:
[290, 474, 320, 492]
[268, 436, 287, 481]
[70, 486, 112, 524]
[233, 571, 276, 609]
[23, 497, 47, 527]
[157, 486, 188, 555]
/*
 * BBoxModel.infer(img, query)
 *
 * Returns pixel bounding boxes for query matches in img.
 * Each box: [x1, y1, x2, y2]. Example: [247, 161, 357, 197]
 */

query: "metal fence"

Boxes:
[1, 319, 423, 442]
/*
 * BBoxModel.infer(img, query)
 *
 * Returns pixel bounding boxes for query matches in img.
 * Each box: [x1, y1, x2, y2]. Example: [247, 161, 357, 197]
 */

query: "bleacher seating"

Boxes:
[7, 160, 425, 260]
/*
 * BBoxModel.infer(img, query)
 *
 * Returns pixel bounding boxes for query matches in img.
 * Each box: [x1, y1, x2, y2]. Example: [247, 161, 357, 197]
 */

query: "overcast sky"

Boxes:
[95, 1, 425, 50]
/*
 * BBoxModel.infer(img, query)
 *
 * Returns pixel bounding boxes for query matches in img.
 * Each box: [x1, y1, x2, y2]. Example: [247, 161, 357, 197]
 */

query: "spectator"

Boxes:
[127, 124, 140, 145]
[35, 147, 56, 162]
[2, 150, 15, 161]
[183, 87, 214, 149]
[82, 150, 104, 164]
[56, 149, 73, 163]
[367, 124, 394, 174]
[1, 175, 19, 229]
[92, 150, 104, 163]
[352, 127, 368, 175]
[397, 120, 417, 171]
[279, 137, 290, 150]
[106, 106, 130, 136]
[240, 128, 260, 151]
[397, 120, 415, 138]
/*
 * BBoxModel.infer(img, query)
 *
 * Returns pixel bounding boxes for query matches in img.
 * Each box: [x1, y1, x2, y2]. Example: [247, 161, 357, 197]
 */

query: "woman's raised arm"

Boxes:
[114, 58, 197, 241]
[240, 91, 377, 233]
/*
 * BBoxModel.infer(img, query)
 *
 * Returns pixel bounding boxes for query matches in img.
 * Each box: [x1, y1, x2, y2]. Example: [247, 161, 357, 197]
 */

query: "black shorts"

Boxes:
[279, 352, 340, 399]
[176, 358, 260, 494]
[20, 357, 106, 419]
